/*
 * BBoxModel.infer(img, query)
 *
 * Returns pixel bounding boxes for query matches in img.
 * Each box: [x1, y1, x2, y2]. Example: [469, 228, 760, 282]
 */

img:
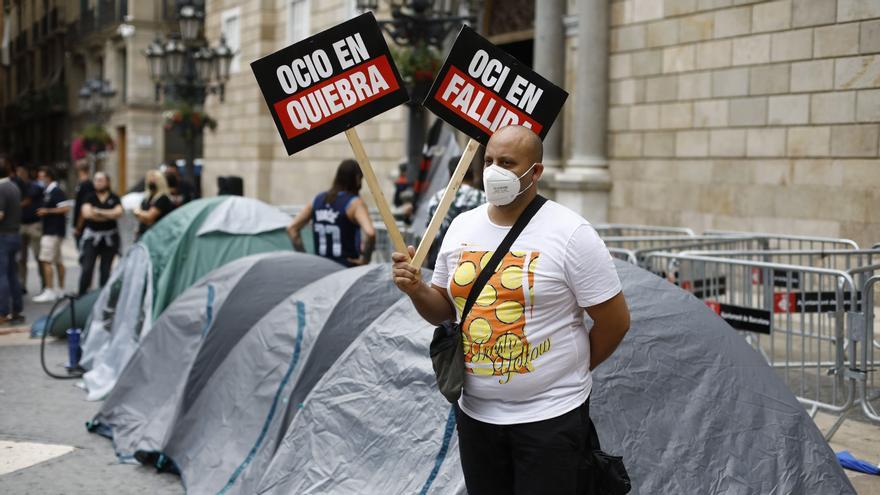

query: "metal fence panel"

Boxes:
[594, 224, 695, 237]
[704, 230, 859, 250]
[643, 253, 860, 432]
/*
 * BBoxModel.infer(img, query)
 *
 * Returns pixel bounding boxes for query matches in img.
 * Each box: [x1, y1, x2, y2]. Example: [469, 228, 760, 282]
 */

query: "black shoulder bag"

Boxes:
[429, 195, 547, 404]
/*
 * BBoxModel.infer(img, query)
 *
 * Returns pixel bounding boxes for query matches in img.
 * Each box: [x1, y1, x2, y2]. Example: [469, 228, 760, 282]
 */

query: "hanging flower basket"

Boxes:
[391, 43, 442, 101]
[76, 124, 115, 153]
[163, 103, 218, 141]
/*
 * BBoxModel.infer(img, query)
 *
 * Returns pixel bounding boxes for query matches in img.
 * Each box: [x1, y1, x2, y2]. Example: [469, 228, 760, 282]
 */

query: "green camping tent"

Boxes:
[80, 196, 294, 400]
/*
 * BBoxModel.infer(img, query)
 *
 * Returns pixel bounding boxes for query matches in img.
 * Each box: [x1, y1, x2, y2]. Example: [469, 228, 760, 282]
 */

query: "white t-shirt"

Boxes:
[432, 200, 622, 425]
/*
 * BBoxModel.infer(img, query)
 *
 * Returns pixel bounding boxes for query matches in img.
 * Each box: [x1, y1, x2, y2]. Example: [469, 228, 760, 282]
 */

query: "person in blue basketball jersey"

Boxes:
[287, 159, 376, 267]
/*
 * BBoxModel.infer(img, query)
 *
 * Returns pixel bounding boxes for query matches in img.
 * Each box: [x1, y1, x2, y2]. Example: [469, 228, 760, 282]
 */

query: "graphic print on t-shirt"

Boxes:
[450, 250, 550, 384]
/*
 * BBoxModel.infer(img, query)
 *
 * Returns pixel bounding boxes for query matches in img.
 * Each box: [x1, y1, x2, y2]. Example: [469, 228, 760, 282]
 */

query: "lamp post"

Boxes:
[142, 0, 234, 193]
[356, 0, 481, 195]
[77, 79, 117, 173]
[77, 78, 116, 123]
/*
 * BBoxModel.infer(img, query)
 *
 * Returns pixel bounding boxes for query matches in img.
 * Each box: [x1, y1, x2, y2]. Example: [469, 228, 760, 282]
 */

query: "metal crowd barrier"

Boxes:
[372, 223, 417, 263]
[594, 224, 695, 237]
[705, 230, 859, 250]
[848, 267, 880, 425]
[608, 248, 637, 264]
[642, 251, 879, 439]
[680, 250, 880, 350]
[603, 235, 763, 269]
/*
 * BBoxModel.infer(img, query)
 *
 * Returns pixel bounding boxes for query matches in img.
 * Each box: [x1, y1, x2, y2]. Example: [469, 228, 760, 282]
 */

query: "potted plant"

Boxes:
[76, 124, 115, 153]
[162, 103, 218, 142]
[391, 43, 442, 103]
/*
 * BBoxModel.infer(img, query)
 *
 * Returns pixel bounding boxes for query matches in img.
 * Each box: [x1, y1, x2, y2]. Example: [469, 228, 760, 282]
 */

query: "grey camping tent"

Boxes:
[80, 197, 293, 401]
[89, 261, 407, 495]
[91, 259, 855, 494]
[88, 252, 341, 460]
[254, 260, 854, 494]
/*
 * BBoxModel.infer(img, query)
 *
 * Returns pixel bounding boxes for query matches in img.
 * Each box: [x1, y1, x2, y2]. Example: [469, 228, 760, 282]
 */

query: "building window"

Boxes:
[221, 7, 241, 74]
[286, 0, 310, 44]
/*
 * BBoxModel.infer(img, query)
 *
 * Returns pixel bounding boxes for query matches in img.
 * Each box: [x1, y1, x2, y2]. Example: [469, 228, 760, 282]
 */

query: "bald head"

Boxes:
[489, 125, 543, 165]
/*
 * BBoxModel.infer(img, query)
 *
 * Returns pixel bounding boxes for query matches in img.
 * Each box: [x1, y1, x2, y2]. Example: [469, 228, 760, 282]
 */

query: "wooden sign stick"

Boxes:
[344, 127, 410, 259]
[411, 138, 480, 268]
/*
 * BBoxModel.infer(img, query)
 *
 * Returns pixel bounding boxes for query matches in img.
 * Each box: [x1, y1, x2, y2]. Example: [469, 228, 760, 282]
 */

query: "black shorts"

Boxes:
[455, 399, 594, 495]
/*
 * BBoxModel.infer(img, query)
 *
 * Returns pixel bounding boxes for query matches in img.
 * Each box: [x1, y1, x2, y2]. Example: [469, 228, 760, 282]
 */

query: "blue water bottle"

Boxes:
[66, 327, 82, 371]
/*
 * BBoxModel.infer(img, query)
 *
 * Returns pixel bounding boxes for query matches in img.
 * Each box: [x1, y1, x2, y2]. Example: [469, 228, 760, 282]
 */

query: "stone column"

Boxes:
[533, 0, 565, 178]
[555, 0, 611, 223]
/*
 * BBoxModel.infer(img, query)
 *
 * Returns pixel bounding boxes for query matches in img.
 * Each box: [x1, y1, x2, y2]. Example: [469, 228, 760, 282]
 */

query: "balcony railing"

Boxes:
[71, 0, 130, 43]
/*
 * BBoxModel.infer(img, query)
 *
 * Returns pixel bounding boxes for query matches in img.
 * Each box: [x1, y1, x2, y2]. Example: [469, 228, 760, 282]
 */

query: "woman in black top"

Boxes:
[134, 170, 174, 239]
[78, 172, 123, 295]
[287, 159, 376, 267]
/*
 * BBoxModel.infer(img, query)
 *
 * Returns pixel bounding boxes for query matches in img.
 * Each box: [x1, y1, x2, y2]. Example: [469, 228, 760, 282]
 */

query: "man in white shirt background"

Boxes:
[392, 125, 631, 494]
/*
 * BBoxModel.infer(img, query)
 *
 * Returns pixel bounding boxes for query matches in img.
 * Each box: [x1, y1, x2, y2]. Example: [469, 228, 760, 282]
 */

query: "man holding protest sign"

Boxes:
[392, 27, 631, 494]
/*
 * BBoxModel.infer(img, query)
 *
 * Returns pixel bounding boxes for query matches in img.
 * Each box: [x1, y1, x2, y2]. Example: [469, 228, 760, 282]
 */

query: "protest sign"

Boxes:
[251, 12, 410, 255]
[410, 26, 568, 268]
[423, 25, 568, 145]
[251, 12, 408, 155]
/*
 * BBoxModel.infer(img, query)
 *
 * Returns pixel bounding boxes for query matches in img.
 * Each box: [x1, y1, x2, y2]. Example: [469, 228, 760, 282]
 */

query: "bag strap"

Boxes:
[460, 195, 547, 323]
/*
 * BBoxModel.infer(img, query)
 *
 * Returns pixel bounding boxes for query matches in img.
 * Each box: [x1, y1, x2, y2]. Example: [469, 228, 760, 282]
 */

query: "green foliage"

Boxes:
[391, 43, 442, 84]
[76, 124, 114, 152]
[162, 102, 218, 142]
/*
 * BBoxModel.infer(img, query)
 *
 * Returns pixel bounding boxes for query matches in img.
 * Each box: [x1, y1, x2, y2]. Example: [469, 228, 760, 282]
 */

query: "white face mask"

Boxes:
[482, 163, 537, 206]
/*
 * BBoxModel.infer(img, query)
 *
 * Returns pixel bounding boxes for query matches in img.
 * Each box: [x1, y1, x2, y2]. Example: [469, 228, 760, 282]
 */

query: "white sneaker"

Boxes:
[32, 289, 59, 303]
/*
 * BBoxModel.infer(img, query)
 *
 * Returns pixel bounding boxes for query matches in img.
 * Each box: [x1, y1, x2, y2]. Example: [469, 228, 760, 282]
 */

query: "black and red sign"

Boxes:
[773, 291, 862, 314]
[251, 13, 409, 155]
[681, 276, 727, 299]
[423, 26, 568, 145]
[751, 267, 802, 289]
[706, 301, 772, 334]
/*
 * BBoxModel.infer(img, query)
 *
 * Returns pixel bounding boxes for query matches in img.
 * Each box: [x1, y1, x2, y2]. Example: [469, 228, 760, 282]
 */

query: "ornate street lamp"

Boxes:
[357, 0, 482, 200]
[142, 0, 234, 194]
[178, 3, 203, 41]
[78, 79, 116, 122]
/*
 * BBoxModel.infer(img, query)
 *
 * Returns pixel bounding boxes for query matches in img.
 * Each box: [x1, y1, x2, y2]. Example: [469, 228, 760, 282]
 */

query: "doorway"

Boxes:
[484, 0, 535, 68]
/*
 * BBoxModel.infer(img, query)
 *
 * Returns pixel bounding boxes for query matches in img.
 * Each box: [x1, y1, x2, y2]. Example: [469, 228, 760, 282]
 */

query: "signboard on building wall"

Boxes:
[422, 25, 568, 144]
[250, 12, 409, 155]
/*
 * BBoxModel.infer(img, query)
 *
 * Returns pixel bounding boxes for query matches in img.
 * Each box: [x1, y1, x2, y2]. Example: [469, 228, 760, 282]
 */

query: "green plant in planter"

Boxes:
[162, 103, 218, 142]
[77, 124, 115, 153]
[391, 43, 442, 91]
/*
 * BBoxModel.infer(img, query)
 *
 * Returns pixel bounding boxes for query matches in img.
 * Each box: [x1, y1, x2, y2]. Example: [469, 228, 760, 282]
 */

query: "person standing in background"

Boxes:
[72, 160, 95, 247]
[134, 170, 174, 239]
[164, 163, 195, 208]
[0, 161, 24, 324]
[78, 172, 122, 295]
[15, 164, 44, 294]
[287, 159, 376, 267]
[33, 167, 70, 303]
[424, 151, 487, 269]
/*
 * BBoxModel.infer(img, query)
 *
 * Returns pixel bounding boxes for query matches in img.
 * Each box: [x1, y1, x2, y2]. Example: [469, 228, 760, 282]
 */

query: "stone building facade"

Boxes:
[202, 0, 404, 202]
[605, 0, 880, 245]
[201, 0, 879, 246]
[0, 0, 174, 192]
